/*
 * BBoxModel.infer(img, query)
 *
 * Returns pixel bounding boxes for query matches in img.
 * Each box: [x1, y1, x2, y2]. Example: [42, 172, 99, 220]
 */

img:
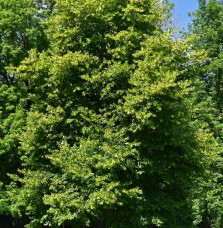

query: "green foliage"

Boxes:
[0, 0, 51, 84]
[0, 0, 220, 227]
[7, 1, 213, 227]
[0, 84, 26, 184]
[0, 0, 53, 218]
[190, 0, 223, 109]
[0, 83, 27, 216]
[188, 0, 223, 226]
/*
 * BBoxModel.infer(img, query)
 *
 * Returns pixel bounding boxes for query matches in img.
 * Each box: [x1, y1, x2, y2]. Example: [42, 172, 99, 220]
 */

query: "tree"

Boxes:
[8, 0, 213, 227]
[188, 0, 223, 227]
[0, 0, 53, 222]
[190, 0, 223, 110]
[0, 0, 51, 84]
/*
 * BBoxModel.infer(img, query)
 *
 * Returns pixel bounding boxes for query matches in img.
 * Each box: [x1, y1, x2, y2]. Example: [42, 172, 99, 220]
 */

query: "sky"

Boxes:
[170, 0, 199, 29]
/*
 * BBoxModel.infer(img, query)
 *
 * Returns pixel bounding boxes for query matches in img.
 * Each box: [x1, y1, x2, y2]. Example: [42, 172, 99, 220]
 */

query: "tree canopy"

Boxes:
[0, 0, 222, 228]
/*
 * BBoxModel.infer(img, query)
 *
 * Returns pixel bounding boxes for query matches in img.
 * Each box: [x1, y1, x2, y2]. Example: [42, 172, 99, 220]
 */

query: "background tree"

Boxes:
[188, 0, 223, 227]
[0, 0, 54, 223]
[190, 0, 223, 110]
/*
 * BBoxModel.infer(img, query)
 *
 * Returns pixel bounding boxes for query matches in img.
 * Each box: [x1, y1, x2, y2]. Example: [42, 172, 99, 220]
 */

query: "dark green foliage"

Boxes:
[0, 0, 53, 219]
[191, 0, 223, 109]
[188, 0, 223, 227]
[0, 0, 50, 84]
[0, 84, 26, 183]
